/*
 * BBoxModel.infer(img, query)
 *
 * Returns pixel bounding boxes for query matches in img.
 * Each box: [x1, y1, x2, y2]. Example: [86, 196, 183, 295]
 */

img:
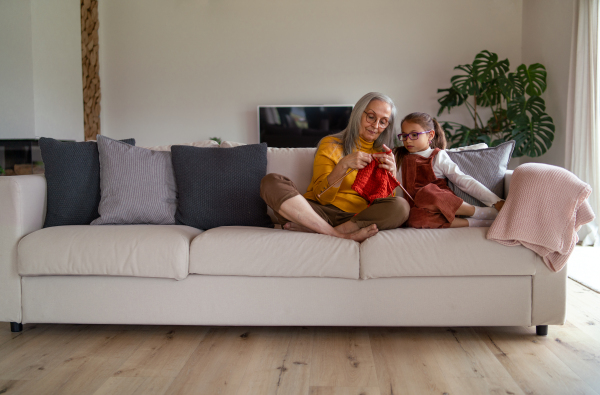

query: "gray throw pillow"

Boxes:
[446, 140, 515, 207]
[40, 137, 135, 228]
[91, 135, 177, 225]
[171, 143, 273, 230]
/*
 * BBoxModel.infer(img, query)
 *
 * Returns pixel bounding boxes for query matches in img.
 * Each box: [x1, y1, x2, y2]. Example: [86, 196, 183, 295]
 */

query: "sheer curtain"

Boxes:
[567, 0, 600, 246]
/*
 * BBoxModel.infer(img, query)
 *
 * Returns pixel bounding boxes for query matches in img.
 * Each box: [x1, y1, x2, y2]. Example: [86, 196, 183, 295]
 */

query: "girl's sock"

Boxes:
[471, 206, 499, 220]
[467, 218, 495, 227]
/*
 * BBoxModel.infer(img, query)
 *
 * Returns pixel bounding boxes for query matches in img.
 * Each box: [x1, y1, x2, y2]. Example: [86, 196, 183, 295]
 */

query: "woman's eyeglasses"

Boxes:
[397, 131, 432, 141]
[364, 111, 389, 129]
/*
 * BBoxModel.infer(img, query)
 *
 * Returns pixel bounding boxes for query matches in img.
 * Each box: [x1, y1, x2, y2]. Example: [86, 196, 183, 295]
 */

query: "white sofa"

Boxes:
[0, 146, 567, 335]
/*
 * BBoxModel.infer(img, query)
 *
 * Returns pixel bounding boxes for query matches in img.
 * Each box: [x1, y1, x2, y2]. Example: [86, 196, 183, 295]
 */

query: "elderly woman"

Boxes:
[260, 92, 410, 242]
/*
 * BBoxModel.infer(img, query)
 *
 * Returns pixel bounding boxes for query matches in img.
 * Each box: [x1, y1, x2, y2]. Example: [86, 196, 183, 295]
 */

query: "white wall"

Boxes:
[99, 0, 523, 147]
[31, 0, 84, 141]
[0, 1, 35, 139]
[520, 0, 575, 169]
[0, 0, 83, 141]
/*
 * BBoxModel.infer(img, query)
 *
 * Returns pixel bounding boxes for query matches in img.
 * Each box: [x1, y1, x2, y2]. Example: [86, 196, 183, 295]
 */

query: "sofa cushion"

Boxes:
[189, 226, 360, 279]
[39, 137, 135, 228]
[171, 143, 273, 230]
[360, 227, 538, 279]
[18, 225, 202, 280]
[266, 147, 317, 194]
[446, 140, 515, 206]
[92, 135, 177, 225]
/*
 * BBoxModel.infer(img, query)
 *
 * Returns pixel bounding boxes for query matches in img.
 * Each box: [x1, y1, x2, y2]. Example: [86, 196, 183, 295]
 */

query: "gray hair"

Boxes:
[329, 92, 397, 157]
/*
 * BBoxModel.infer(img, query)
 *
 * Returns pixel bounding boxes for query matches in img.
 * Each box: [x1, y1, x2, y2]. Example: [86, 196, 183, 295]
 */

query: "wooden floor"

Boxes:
[0, 280, 599, 395]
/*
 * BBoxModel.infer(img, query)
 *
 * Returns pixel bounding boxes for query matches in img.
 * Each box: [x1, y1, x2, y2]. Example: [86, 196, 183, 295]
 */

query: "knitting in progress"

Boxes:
[351, 159, 401, 203]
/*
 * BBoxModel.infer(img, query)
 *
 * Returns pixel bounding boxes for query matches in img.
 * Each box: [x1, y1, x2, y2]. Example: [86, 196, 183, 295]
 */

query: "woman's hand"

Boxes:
[372, 144, 396, 174]
[339, 151, 373, 170]
[494, 200, 505, 212]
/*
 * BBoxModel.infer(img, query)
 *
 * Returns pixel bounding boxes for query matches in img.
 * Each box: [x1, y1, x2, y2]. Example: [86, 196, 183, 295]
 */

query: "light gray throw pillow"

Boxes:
[91, 135, 177, 225]
[446, 140, 515, 207]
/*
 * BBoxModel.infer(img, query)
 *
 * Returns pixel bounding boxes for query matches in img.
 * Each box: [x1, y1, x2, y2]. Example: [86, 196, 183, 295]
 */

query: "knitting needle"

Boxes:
[394, 176, 414, 202]
[317, 168, 356, 199]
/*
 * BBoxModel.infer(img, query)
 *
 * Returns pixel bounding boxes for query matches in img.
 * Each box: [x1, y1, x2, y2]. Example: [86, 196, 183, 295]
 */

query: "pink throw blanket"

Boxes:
[487, 163, 595, 272]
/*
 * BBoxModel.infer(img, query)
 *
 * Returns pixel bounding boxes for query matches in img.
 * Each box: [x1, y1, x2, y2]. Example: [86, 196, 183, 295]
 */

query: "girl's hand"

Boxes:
[372, 144, 396, 173]
[494, 200, 505, 212]
[339, 151, 373, 170]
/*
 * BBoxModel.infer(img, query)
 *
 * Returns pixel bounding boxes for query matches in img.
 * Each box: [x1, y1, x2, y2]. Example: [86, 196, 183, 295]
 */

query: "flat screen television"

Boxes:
[258, 105, 353, 148]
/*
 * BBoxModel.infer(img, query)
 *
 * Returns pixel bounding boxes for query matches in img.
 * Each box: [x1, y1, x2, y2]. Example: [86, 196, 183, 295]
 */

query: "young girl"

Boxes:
[393, 112, 505, 228]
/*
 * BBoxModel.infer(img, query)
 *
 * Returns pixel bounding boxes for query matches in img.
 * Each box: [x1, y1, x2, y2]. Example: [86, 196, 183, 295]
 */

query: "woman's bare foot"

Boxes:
[334, 220, 360, 234]
[343, 224, 378, 242]
[283, 222, 316, 233]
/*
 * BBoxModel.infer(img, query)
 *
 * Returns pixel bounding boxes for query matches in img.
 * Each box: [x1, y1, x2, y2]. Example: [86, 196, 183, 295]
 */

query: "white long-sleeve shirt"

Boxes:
[397, 148, 502, 207]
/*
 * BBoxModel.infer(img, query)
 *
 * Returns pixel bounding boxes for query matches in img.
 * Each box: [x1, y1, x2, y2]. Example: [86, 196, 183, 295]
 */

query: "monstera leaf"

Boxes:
[497, 72, 525, 101]
[510, 113, 555, 157]
[451, 64, 479, 96]
[507, 96, 546, 121]
[472, 50, 510, 83]
[515, 63, 547, 97]
[437, 87, 468, 115]
[477, 81, 503, 107]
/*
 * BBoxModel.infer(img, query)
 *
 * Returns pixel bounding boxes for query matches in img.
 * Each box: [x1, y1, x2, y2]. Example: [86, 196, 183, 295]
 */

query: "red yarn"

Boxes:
[352, 159, 400, 203]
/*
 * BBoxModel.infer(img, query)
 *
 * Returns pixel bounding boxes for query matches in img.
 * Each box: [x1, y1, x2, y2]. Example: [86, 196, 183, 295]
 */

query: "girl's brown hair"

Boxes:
[393, 112, 447, 170]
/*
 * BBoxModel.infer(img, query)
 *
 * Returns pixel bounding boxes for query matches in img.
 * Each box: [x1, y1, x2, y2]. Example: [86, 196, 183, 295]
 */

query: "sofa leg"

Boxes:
[536, 325, 548, 336]
[10, 322, 23, 332]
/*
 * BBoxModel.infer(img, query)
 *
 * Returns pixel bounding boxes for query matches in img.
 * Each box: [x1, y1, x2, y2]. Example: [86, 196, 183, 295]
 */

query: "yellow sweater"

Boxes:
[304, 136, 381, 213]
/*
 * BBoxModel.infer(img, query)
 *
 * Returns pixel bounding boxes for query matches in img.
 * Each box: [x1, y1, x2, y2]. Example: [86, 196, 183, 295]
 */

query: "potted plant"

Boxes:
[437, 50, 555, 157]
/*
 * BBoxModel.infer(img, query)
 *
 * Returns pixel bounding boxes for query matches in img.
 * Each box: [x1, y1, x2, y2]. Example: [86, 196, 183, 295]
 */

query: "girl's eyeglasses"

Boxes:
[397, 131, 432, 141]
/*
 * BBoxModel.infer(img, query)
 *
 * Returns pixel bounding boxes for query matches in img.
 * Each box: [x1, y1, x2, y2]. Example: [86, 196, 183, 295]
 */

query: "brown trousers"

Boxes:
[260, 173, 410, 230]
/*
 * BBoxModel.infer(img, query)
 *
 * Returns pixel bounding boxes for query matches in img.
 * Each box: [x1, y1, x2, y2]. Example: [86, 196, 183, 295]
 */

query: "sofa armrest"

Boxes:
[504, 170, 513, 199]
[0, 175, 46, 323]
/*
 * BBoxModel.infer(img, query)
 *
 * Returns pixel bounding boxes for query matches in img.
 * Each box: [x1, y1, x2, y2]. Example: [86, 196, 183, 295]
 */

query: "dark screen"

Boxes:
[259, 106, 352, 148]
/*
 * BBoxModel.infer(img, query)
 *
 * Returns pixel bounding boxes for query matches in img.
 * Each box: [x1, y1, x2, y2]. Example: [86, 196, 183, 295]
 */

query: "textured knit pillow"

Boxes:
[91, 135, 177, 225]
[40, 137, 135, 228]
[171, 143, 273, 230]
[446, 140, 515, 206]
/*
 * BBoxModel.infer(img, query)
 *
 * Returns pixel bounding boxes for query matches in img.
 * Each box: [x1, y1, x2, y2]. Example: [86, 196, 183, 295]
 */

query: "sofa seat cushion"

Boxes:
[360, 227, 538, 279]
[18, 225, 202, 280]
[189, 226, 360, 279]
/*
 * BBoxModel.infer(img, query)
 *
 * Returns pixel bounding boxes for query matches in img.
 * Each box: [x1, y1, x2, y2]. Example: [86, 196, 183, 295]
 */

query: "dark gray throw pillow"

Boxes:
[446, 140, 515, 207]
[171, 143, 273, 230]
[92, 135, 177, 225]
[40, 137, 135, 228]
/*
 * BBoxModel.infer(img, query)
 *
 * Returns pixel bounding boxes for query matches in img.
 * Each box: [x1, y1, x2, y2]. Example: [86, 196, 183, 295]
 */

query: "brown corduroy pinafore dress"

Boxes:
[402, 148, 464, 229]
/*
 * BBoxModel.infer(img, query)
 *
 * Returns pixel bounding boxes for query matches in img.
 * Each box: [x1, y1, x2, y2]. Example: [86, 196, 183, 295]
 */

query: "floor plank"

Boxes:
[163, 327, 258, 395]
[275, 327, 314, 395]
[429, 327, 526, 395]
[370, 327, 451, 395]
[310, 327, 378, 388]
[477, 326, 598, 395]
[567, 281, 600, 339]
[236, 327, 313, 395]
[539, 322, 600, 394]
[0, 324, 93, 381]
[113, 326, 209, 378]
